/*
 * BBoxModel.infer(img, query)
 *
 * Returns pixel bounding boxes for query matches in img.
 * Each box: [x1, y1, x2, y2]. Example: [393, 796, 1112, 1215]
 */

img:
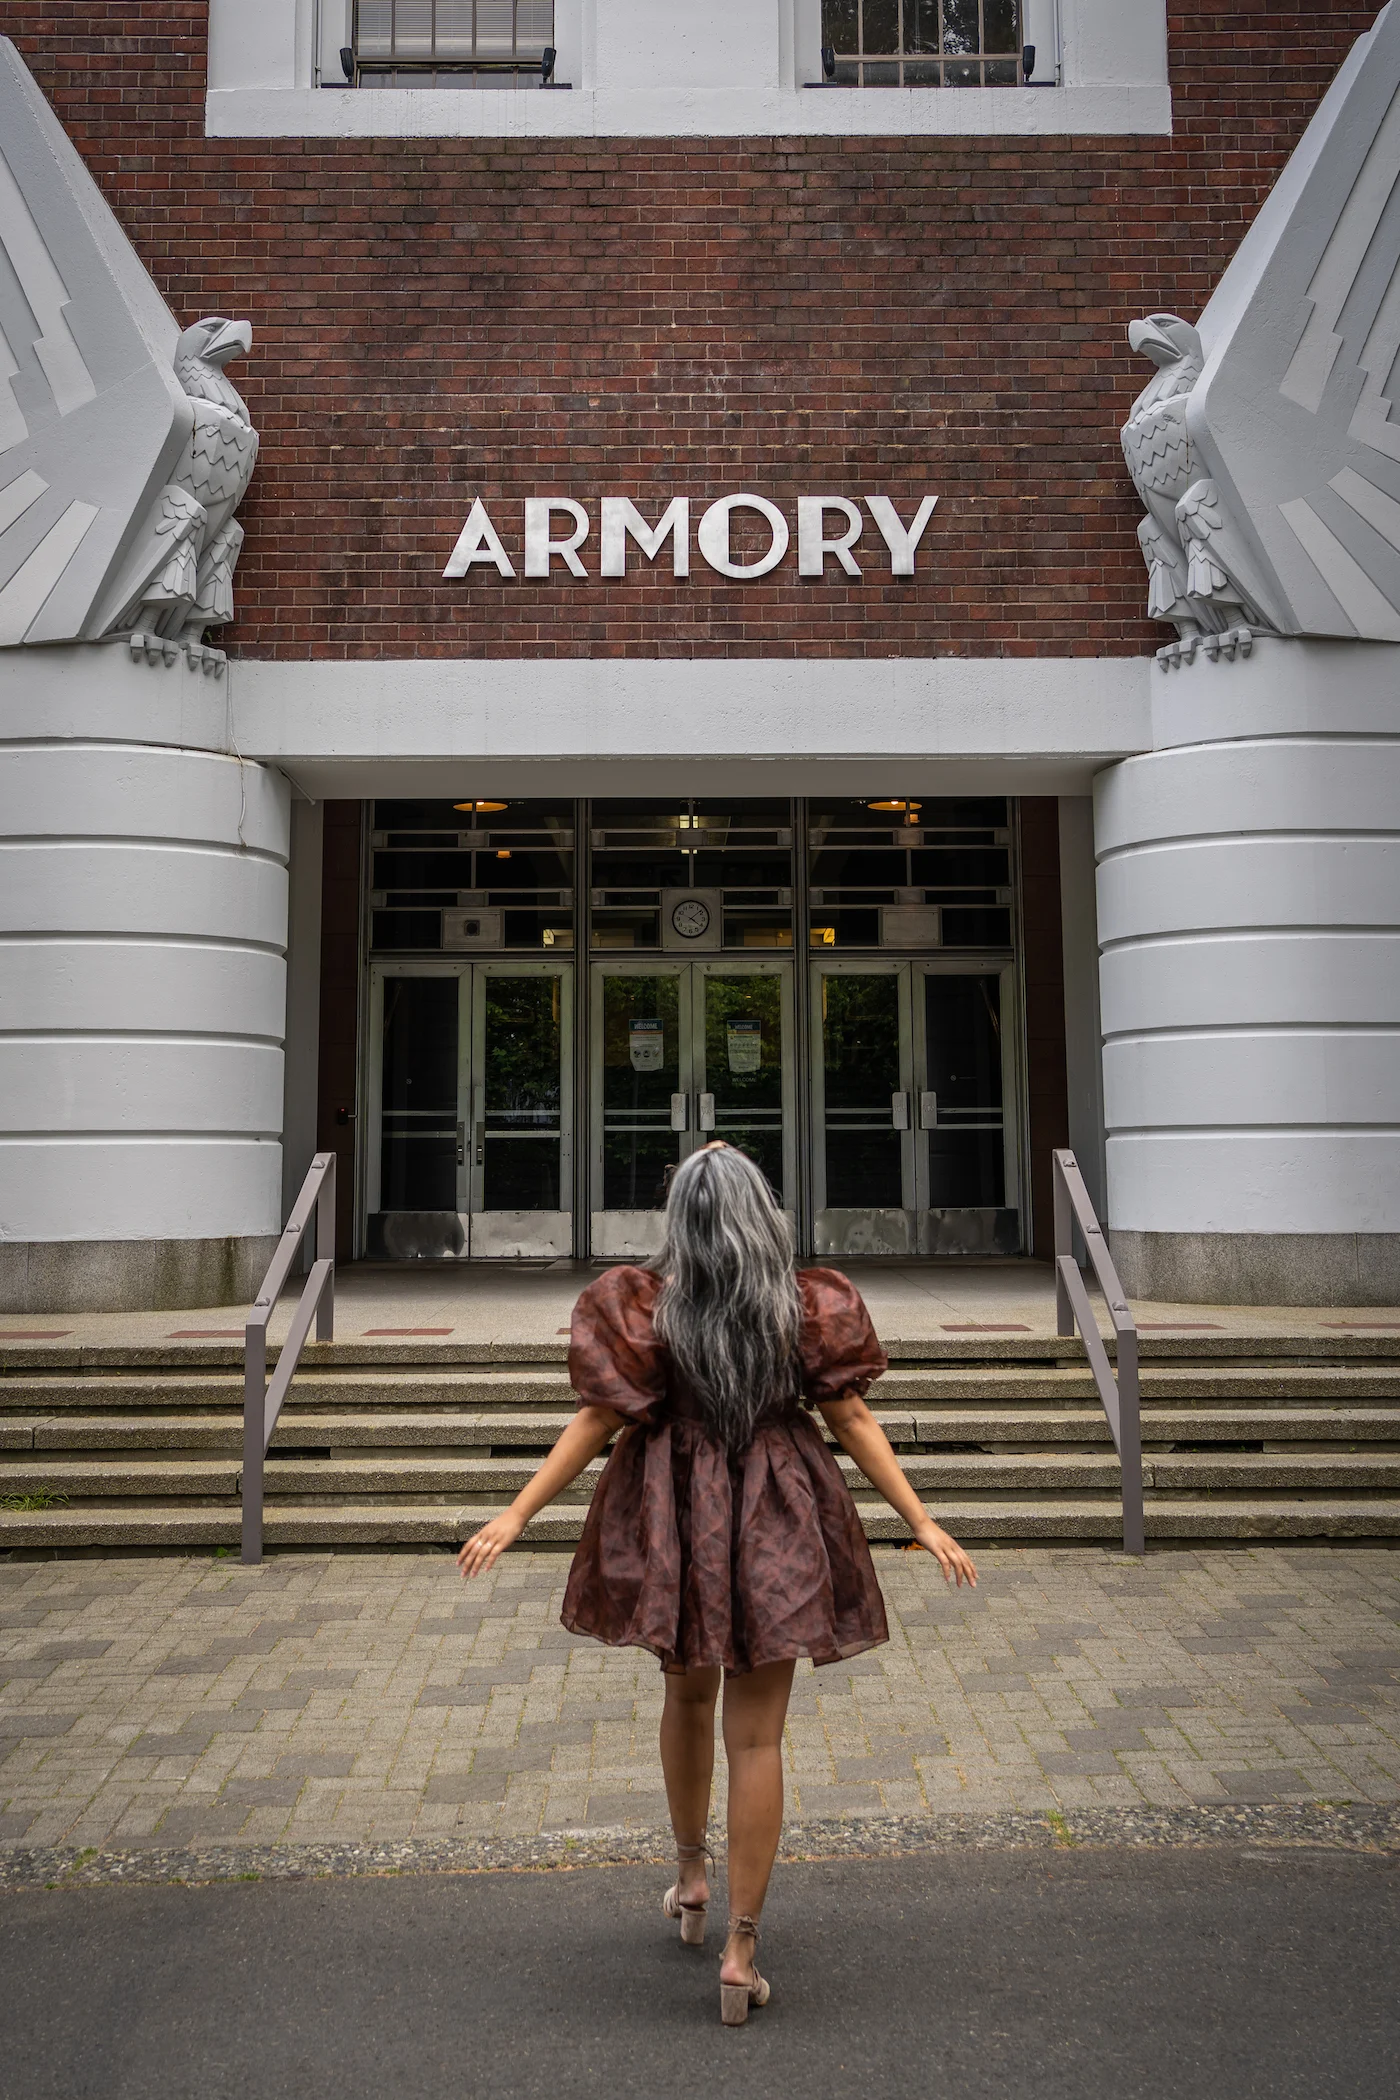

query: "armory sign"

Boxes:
[443, 494, 939, 581]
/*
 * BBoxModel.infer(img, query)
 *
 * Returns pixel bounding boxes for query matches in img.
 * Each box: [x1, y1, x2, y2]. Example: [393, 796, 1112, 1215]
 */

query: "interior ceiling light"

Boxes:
[453, 799, 508, 813]
[868, 799, 922, 824]
[495, 849, 511, 859]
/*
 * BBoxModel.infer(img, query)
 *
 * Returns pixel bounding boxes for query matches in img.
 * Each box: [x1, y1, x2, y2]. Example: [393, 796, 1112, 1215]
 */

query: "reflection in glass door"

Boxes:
[367, 962, 572, 1259]
[812, 961, 1020, 1257]
[591, 962, 794, 1257]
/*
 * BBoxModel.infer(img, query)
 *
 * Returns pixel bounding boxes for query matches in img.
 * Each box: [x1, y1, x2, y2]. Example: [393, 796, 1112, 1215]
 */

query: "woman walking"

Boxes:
[457, 1142, 976, 2024]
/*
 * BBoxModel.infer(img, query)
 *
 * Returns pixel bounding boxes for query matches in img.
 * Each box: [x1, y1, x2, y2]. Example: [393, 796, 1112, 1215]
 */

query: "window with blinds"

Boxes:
[821, 0, 1022, 86]
[352, 0, 555, 87]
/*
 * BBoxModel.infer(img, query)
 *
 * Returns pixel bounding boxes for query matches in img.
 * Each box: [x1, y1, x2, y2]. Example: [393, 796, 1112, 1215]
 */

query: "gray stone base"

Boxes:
[1111, 1229, 1400, 1308]
[0, 1237, 280, 1314]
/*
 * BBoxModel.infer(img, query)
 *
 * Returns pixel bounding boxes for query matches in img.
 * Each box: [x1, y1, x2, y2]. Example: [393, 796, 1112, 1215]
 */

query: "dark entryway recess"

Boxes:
[314, 795, 1071, 1263]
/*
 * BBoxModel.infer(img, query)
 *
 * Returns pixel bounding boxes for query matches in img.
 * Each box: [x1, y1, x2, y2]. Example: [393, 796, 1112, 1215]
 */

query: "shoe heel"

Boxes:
[720, 1983, 750, 2026]
[680, 1907, 706, 1947]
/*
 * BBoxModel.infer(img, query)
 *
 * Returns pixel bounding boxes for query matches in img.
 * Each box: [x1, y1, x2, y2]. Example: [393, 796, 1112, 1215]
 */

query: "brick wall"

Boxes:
[2, 4, 1375, 661]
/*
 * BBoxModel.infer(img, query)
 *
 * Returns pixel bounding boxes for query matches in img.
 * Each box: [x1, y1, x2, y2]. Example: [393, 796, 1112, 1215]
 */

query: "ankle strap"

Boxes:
[727, 1914, 760, 1941]
[676, 1841, 713, 1865]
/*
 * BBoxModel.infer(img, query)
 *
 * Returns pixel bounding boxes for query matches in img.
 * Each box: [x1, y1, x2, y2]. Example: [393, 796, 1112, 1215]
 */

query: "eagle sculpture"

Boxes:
[0, 41, 258, 658]
[1121, 4, 1400, 664]
[110, 316, 259, 642]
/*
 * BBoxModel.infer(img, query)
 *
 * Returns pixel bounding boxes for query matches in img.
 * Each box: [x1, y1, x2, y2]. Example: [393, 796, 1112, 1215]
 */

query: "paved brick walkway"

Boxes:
[1, 1548, 1397, 1851]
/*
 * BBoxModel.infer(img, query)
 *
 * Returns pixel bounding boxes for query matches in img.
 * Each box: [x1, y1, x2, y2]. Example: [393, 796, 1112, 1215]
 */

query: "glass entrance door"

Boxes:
[811, 960, 1020, 1256]
[367, 961, 572, 1259]
[591, 961, 794, 1257]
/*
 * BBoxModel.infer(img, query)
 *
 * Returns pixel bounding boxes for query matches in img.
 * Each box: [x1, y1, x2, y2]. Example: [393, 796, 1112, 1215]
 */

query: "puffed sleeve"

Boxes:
[796, 1268, 888, 1407]
[567, 1266, 668, 1425]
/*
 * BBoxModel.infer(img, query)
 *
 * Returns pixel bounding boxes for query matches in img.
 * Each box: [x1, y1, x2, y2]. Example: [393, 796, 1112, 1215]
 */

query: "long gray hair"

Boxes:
[650, 1145, 804, 1450]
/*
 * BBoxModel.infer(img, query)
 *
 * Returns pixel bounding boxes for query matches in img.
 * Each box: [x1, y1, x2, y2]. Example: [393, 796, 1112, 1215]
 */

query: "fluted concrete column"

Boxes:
[1095, 637, 1400, 1306]
[0, 642, 289, 1311]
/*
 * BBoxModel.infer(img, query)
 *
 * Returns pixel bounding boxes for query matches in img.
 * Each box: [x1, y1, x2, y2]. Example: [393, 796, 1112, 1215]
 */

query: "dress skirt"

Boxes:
[558, 1265, 891, 1676]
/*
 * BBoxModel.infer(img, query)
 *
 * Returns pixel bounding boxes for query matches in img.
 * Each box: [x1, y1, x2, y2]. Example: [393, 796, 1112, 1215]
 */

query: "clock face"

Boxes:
[671, 897, 712, 940]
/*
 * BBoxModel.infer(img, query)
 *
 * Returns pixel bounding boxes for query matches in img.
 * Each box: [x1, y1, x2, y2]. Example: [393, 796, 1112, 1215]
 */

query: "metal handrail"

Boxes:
[1052, 1149, 1144, 1556]
[242, 1152, 336, 1565]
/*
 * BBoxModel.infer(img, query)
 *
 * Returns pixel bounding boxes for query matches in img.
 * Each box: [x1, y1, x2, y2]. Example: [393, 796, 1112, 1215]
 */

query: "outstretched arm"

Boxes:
[817, 1392, 977, 1587]
[456, 1403, 625, 1579]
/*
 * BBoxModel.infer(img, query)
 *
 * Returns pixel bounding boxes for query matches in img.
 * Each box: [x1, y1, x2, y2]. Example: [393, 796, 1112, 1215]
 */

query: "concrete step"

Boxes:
[2, 1494, 1397, 1552]
[5, 1363, 1400, 1412]
[3, 1405, 1398, 1457]
[6, 1447, 1400, 1504]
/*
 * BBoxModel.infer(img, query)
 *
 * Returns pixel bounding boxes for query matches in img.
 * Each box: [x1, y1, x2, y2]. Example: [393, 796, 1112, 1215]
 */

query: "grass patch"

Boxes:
[1, 1490, 70, 1512]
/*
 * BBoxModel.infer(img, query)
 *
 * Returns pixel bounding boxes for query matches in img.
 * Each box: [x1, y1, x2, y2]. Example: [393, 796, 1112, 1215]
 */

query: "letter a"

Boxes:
[443, 499, 516, 579]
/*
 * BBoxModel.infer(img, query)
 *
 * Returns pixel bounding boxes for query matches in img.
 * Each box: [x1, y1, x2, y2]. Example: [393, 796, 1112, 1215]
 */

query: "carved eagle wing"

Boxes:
[0, 39, 191, 647]
[1185, 3, 1400, 640]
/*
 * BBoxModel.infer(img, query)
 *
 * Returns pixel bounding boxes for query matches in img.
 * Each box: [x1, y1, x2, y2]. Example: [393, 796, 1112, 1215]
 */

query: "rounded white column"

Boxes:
[1095, 641, 1400, 1304]
[0, 712, 290, 1311]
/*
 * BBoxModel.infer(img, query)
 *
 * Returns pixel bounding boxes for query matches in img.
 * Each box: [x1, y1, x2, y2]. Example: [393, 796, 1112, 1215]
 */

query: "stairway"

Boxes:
[2, 1329, 1398, 1552]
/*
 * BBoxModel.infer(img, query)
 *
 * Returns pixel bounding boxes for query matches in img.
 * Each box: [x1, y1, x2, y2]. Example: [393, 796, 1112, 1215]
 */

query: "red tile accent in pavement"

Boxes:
[169, 1329, 245, 1338]
[0, 1330, 72, 1339]
[1320, 1320, 1400, 1329]
[363, 1327, 454, 1336]
[941, 1323, 1031, 1332]
[1138, 1322, 1222, 1330]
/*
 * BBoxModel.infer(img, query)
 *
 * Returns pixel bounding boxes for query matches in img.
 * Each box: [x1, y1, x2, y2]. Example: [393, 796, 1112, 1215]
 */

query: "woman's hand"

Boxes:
[911, 1516, 978, 1587]
[456, 1509, 526, 1579]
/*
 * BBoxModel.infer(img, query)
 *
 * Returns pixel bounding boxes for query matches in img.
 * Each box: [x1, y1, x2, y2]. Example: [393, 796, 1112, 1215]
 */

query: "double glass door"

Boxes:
[366, 962, 572, 1259]
[591, 961, 794, 1257]
[812, 961, 1020, 1257]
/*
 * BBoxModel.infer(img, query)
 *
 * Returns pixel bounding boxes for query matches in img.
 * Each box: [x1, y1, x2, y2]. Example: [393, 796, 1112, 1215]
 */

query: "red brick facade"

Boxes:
[0, 3, 1375, 664]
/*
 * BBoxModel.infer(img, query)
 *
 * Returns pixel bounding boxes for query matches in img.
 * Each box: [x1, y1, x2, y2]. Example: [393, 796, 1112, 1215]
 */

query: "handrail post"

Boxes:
[1053, 1149, 1073, 1337]
[242, 1316, 266, 1565]
[315, 1150, 336, 1342]
[1116, 1320, 1145, 1557]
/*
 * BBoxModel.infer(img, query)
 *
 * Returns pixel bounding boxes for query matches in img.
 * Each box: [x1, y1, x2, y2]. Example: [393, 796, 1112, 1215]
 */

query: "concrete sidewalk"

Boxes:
[1, 1546, 1396, 1859]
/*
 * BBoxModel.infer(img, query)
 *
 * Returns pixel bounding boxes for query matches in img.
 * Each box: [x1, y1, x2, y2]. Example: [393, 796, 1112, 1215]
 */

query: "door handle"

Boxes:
[475, 1121, 485, 1166]
[698, 1092, 716, 1132]
[456, 1121, 465, 1165]
[920, 1091, 938, 1130]
[670, 1092, 689, 1132]
[891, 1091, 910, 1130]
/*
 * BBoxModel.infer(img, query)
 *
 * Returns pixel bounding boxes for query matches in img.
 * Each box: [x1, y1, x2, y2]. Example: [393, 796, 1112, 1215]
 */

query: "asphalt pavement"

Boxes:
[2, 1846, 1397, 2098]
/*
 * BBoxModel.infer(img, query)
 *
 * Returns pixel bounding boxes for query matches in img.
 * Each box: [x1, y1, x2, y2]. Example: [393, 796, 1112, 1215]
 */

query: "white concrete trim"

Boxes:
[210, 0, 1169, 135]
[206, 82, 1171, 140]
[228, 653, 1152, 799]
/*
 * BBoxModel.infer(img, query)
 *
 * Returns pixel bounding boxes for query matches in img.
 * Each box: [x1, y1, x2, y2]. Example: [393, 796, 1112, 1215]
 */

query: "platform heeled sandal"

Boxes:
[661, 1841, 713, 1946]
[719, 1914, 771, 2026]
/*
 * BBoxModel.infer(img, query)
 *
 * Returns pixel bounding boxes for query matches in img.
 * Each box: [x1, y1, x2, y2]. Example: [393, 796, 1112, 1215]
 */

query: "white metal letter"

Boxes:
[797, 496, 863, 577]
[864, 495, 939, 576]
[696, 494, 790, 579]
[443, 498, 516, 579]
[599, 497, 690, 577]
[524, 498, 590, 578]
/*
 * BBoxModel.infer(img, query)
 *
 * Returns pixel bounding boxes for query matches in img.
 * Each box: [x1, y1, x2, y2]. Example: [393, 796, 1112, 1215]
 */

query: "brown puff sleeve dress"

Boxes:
[560, 1264, 891, 1675]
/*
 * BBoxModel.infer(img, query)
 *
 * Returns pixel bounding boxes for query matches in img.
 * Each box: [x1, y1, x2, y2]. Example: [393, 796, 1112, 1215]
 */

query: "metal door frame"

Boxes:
[694, 954, 798, 1221]
[365, 960, 470, 1220]
[808, 952, 1023, 1257]
[588, 958, 695, 1257]
[588, 956, 796, 1253]
[910, 956, 1022, 1225]
[366, 957, 573, 1254]
[808, 955, 917, 1254]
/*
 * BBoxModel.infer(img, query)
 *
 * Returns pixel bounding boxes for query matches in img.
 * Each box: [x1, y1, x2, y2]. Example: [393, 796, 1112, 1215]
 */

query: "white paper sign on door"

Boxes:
[727, 1020, 762, 1075]
[629, 1018, 663, 1072]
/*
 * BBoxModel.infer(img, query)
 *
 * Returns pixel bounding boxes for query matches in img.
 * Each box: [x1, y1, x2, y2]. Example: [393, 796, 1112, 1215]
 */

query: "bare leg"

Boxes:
[720, 1657, 796, 1987]
[660, 1665, 721, 1906]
